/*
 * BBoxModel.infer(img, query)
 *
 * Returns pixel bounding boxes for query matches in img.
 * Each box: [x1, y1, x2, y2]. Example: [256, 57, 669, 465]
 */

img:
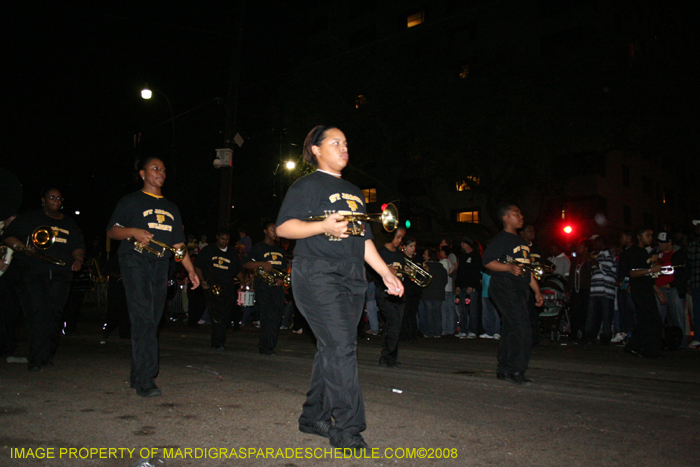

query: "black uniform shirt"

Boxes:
[628, 245, 655, 289]
[107, 191, 186, 261]
[245, 242, 287, 272]
[195, 244, 242, 286]
[276, 171, 372, 264]
[4, 209, 85, 280]
[483, 231, 531, 287]
[378, 246, 405, 280]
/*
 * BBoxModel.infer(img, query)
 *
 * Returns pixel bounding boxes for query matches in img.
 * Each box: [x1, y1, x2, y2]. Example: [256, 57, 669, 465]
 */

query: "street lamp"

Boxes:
[140, 84, 175, 147]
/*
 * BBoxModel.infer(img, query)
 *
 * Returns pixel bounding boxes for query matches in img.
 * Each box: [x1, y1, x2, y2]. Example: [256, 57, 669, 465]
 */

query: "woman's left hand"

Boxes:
[383, 272, 404, 297]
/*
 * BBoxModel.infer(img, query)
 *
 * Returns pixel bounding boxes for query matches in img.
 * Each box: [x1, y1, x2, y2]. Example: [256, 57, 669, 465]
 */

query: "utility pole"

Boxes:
[218, 0, 246, 232]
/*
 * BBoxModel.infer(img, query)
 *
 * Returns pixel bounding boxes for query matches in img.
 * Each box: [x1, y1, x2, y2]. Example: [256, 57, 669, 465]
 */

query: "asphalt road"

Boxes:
[1, 311, 699, 467]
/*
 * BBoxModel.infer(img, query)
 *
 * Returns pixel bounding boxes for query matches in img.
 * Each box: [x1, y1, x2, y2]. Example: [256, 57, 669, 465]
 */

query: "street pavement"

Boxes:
[1, 311, 699, 467]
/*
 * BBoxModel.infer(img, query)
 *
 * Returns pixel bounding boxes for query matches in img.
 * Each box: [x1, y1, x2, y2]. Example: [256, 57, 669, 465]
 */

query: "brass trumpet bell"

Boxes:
[18, 226, 67, 266]
[307, 202, 399, 237]
[403, 257, 432, 287]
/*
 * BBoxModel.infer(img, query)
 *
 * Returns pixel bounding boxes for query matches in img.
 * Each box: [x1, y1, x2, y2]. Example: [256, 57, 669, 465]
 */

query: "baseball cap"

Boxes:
[657, 231, 672, 243]
[460, 236, 473, 246]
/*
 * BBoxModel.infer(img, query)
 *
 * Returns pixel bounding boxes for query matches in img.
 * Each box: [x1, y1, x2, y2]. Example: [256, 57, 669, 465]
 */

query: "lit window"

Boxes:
[458, 211, 479, 223]
[456, 176, 480, 191]
[362, 188, 377, 203]
[407, 11, 425, 28]
[355, 94, 368, 109]
[459, 64, 469, 79]
[561, 209, 567, 220]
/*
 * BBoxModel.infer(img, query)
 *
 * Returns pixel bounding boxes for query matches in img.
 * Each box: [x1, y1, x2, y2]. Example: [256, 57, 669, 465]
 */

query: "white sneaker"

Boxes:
[455, 332, 467, 338]
[493, 334, 501, 340]
[466, 332, 477, 339]
[6, 356, 28, 364]
[610, 332, 626, 344]
[690, 340, 700, 349]
[479, 333, 494, 339]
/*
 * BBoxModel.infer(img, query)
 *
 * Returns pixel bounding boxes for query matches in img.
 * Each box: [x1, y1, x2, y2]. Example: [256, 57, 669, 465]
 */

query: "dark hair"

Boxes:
[41, 187, 61, 198]
[136, 156, 163, 172]
[302, 125, 337, 166]
[440, 245, 451, 256]
[636, 226, 652, 237]
[425, 248, 438, 262]
[496, 202, 517, 220]
[216, 228, 231, 237]
[262, 218, 276, 231]
[404, 236, 417, 246]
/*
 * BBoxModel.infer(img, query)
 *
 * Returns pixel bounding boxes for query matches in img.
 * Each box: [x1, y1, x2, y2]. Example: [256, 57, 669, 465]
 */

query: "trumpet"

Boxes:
[126, 237, 186, 262]
[632, 264, 684, 279]
[498, 256, 544, 281]
[255, 266, 291, 288]
[306, 203, 398, 237]
[11, 226, 66, 267]
[403, 256, 432, 287]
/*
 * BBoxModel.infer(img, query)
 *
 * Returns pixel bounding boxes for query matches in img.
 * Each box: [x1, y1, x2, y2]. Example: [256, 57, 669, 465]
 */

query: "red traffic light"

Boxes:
[563, 225, 573, 234]
[381, 203, 388, 211]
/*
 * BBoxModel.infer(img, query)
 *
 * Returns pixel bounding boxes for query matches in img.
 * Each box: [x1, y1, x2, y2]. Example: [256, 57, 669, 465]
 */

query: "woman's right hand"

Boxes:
[133, 229, 154, 245]
[321, 213, 349, 238]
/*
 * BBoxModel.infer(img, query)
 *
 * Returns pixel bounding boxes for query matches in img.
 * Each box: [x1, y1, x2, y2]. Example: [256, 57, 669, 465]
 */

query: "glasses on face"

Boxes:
[46, 195, 64, 202]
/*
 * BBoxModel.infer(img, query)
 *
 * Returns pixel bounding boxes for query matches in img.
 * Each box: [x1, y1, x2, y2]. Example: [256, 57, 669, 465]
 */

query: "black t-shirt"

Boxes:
[483, 230, 531, 287]
[245, 242, 287, 272]
[4, 209, 85, 280]
[377, 245, 405, 281]
[455, 250, 482, 288]
[628, 245, 655, 289]
[107, 191, 186, 261]
[195, 244, 242, 286]
[276, 171, 372, 264]
[421, 260, 448, 301]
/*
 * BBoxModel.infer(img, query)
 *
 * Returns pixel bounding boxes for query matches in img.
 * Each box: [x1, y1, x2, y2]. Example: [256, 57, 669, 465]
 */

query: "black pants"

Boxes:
[376, 291, 405, 363]
[120, 254, 168, 388]
[256, 283, 285, 353]
[400, 294, 421, 341]
[293, 257, 367, 445]
[0, 269, 22, 356]
[626, 285, 662, 356]
[490, 278, 531, 375]
[527, 290, 540, 346]
[18, 273, 72, 366]
[104, 278, 130, 338]
[569, 289, 590, 340]
[206, 286, 236, 348]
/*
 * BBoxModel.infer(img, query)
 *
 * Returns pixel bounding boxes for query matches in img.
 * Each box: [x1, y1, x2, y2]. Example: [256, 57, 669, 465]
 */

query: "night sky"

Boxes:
[4, 1, 700, 242]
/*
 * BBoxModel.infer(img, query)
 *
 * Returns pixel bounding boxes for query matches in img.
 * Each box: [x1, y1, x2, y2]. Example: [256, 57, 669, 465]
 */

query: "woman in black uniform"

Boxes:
[107, 156, 200, 397]
[3, 188, 85, 371]
[276, 125, 404, 451]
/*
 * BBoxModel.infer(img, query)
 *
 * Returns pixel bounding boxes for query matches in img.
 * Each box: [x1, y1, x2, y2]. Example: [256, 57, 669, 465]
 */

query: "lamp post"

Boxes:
[141, 85, 176, 148]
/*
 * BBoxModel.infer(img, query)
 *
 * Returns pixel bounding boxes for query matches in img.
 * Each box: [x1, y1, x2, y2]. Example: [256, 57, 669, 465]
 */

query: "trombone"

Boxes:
[126, 237, 186, 262]
[255, 266, 291, 288]
[498, 256, 544, 281]
[403, 257, 432, 287]
[11, 226, 66, 267]
[306, 203, 398, 237]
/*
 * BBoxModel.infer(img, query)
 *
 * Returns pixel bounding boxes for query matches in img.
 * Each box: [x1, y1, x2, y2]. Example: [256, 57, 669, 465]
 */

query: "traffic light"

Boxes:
[563, 225, 573, 234]
[380, 203, 388, 211]
[405, 219, 411, 229]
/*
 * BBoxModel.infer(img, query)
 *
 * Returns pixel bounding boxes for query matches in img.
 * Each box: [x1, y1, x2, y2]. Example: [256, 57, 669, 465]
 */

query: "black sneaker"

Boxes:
[299, 420, 331, 439]
[504, 372, 533, 386]
[136, 384, 162, 397]
[331, 434, 369, 452]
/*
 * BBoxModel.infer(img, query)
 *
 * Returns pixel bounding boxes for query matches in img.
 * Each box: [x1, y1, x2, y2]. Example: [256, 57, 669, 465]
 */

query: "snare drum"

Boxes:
[237, 290, 255, 307]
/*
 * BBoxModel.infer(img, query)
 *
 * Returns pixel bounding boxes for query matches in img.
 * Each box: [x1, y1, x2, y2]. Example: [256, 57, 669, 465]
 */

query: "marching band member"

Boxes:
[242, 220, 287, 355]
[3, 188, 85, 371]
[276, 125, 403, 452]
[375, 226, 407, 367]
[106, 156, 199, 397]
[194, 228, 244, 350]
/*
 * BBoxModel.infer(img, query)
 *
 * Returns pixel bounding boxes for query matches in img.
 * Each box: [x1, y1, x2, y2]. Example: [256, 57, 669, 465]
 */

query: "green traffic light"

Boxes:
[405, 220, 411, 229]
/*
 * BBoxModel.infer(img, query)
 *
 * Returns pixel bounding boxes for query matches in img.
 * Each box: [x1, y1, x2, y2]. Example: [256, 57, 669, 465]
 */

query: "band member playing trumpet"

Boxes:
[3, 188, 85, 371]
[375, 226, 407, 367]
[242, 220, 287, 355]
[106, 156, 199, 397]
[276, 125, 403, 452]
[195, 228, 244, 351]
[483, 203, 543, 386]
